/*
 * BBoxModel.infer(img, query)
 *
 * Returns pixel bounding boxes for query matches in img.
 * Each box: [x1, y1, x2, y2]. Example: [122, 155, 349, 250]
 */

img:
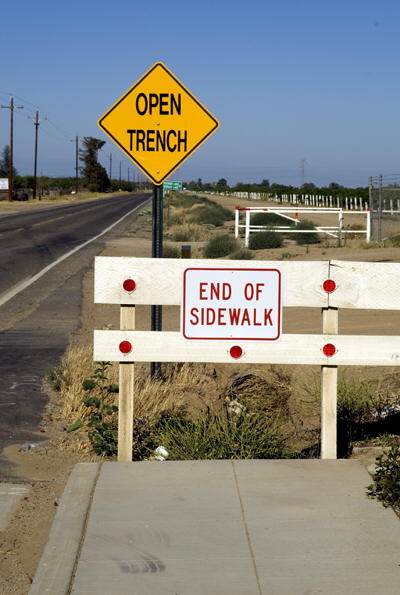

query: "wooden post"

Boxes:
[321, 306, 338, 459]
[338, 210, 343, 245]
[366, 209, 371, 243]
[235, 207, 239, 238]
[118, 304, 135, 461]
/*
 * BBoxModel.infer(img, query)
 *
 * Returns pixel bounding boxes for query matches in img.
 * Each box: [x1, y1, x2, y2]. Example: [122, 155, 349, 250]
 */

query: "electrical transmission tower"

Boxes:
[300, 159, 307, 187]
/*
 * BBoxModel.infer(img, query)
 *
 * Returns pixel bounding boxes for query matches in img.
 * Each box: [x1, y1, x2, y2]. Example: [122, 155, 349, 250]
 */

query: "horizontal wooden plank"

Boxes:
[94, 257, 329, 307]
[329, 261, 400, 310]
[93, 330, 400, 366]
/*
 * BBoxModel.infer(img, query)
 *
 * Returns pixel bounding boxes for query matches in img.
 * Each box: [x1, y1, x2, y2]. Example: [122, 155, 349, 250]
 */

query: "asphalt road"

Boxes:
[0, 193, 150, 479]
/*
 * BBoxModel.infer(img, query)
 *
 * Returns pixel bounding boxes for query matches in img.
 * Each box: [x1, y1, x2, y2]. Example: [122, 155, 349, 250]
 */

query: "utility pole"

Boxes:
[75, 136, 79, 194]
[27, 111, 47, 200]
[1, 97, 24, 201]
[127, 166, 130, 188]
[378, 173, 383, 242]
[109, 153, 112, 181]
[119, 161, 122, 187]
[69, 136, 79, 194]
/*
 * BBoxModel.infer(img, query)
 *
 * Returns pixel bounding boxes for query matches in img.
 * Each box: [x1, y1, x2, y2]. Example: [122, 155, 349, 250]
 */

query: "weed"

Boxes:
[367, 445, 400, 511]
[47, 365, 64, 391]
[249, 231, 283, 250]
[163, 244, 180, 258]
[204, 234, 238, 258]
[226, 367, 293, 422]
[390, 235, 400, 247]
[81, 362, 119, 456]
[280, 252, 294, 260]
[168, 223, 209, 242]
[154, 408, 292, 460]
[229, 248, 254, 260]
[361, 240, 384, 249]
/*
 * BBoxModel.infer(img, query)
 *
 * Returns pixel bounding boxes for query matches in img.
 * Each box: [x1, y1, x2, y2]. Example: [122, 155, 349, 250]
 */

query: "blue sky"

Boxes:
[1, 0, 398, 187]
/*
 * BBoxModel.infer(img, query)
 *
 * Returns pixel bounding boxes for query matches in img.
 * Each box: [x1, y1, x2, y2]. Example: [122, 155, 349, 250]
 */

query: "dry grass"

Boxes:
[53, 346, 229, 441]
[166, 222, 210, 242]
[52, 344, 310, 455]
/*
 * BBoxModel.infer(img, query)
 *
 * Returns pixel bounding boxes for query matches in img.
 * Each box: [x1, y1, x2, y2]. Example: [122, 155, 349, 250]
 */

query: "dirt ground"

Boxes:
[1, 192, 400, 594]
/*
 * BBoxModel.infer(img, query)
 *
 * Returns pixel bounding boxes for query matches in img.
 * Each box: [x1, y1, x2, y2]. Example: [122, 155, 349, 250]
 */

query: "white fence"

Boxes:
[210, 191, 369, 210]
[94, 257, 400, 461]
[234, 206, 371, 246]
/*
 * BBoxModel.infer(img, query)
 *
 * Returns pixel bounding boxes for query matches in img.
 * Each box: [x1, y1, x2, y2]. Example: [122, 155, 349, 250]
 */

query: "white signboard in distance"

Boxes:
[182, 267, 282, 340]
[0, 178, 9, 190]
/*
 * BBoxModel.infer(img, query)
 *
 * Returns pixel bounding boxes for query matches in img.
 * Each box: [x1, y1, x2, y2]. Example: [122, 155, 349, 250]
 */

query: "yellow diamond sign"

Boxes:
[98, 62, 219, 185]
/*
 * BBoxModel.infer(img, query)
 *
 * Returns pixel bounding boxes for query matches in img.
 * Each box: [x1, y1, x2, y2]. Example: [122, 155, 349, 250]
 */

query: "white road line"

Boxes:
[0, 199, 148, 308]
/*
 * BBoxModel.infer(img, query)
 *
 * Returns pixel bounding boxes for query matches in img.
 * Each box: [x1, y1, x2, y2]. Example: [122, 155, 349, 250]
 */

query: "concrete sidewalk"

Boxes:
[30, 460, 400, 595]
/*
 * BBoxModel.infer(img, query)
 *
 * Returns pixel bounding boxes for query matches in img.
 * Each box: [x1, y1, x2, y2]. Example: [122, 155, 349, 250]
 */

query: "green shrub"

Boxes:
[251, 213, 294, 227]
[204, 234, 238, 258]
[154, 409, 292, 460]
[191, 204, 233, 226]
[191, 209, 224, 227]
[367, 445, 400, 510]
[293, 220, 321, 244]
[249, 231, 283, 250]
[214, 204, 235, 221]
[163, 244, 180, 258]
[229, 248, 254, 260]
[390, 235, 400, 248]
[81, 362, 119, 457]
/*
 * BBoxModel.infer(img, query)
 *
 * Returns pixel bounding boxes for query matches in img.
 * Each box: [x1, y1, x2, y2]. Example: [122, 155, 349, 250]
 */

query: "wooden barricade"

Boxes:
[94, 257, 400, 461]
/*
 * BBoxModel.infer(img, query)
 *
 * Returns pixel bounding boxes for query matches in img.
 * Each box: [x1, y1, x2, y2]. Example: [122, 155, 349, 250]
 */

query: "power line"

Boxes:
[46, 117, 74, 139]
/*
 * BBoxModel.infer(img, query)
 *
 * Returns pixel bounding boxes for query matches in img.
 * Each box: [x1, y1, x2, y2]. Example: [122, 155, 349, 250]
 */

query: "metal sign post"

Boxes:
[151, 183, 164, 378]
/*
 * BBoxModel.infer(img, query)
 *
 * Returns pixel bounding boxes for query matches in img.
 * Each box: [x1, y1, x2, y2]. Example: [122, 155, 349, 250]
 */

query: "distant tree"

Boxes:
[216, 178, 228, 189]
[79, 137, 110, 192]
[260, 179, 270, 188]
[197, 178, 203, 189]
[328, 182, 343, 189]
[0, 145, 17, 177]
[301, 182, 316, 190]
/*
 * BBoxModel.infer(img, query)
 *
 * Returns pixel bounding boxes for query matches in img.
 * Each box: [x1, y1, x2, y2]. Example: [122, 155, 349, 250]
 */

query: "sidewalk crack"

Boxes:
[231, 461, 263, 595]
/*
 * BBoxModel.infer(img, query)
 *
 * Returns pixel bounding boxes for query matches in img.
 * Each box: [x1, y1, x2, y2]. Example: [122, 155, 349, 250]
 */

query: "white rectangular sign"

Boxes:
[182, 267, 281, 340]
[0, 178, 9, 190]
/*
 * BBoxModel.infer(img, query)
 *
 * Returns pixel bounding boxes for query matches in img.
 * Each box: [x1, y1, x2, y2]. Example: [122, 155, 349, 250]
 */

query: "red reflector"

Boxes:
[123, 279, 136, 292]
[230, 345, 243, 359]
[323, 279, 336, 293]
[119, 341, 132, 354]
[323, 343, 336, 357]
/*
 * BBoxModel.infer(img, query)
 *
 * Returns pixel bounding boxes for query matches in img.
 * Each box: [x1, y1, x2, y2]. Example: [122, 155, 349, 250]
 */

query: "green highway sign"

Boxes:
[163, 181, 183, 190]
